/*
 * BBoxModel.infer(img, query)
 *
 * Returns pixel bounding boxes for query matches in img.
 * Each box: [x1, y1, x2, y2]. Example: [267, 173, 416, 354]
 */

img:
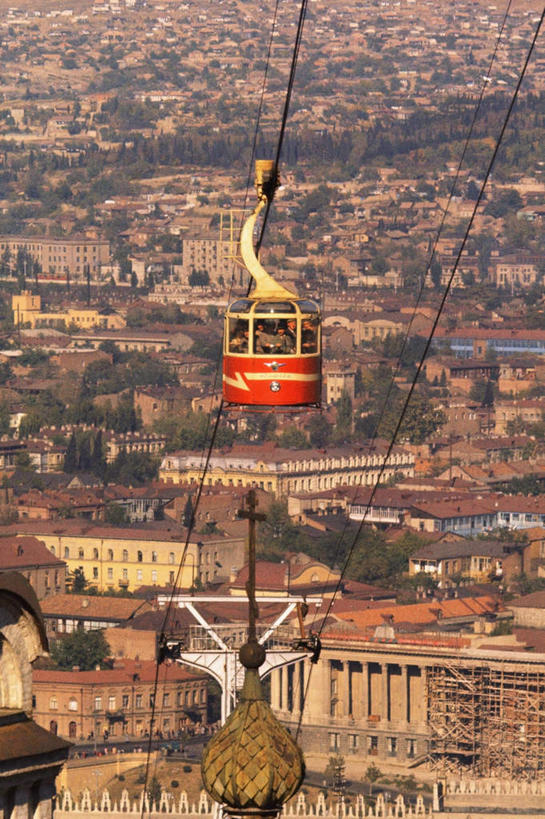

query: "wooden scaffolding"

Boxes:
[427, 661, 545, 779]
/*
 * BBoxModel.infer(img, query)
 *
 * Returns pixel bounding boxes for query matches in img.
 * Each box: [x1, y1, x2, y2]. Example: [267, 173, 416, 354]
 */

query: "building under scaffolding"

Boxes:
[427, 659, 545, 779]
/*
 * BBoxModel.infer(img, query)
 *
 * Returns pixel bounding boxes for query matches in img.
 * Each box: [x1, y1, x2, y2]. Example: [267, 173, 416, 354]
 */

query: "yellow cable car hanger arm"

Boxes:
[240, 160, 297, 300]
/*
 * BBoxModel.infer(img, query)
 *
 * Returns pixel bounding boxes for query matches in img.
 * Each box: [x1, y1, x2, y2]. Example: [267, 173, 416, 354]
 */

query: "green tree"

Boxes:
[104, 503, 128, 524]
[365, 764, 382, 797]
[324, 755, 346, 789]
[381, 392, 445, 445]
[188, 268, 210, 287]
[92, 429, 106, 476]
[78, 435, 92, 471]
[70, 567, 88, 593]
[147, 777, 162, 806]
[307, 414, 332, 448]
[277, 426, 310, 449]
[334, 390, 353, 442]
[258, 501, 308, 559]
[0, 361, 12, 385]
[430, 257, 442, 289]
[484, 188, 523, 218]
[0, 402, 11, 436]
[347, 527, 419, 585]
[50, 629, 110, 671]
[105, 451, 159, 486]
[182, 495, 194, 528]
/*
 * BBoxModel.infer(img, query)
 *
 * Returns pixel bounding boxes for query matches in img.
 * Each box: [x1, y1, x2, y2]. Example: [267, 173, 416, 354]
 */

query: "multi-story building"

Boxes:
[493, 255, 540, 290]
[0, 535, 66, 599]
[274, 598, 545, 780]
[159, 442, 414, 497]
[181, 236, 237, 285]
[4, 521, 199, 593]
[40, 593, 153, 640]
[4, 520, 244, 592]
[12, 292, 125, 330]
[324, 363, 356, 405]
[104, 431, 167, 463]
[434, 327, 545, 358]
[0, 235, 110, 278]
[33, 659, 208, 740]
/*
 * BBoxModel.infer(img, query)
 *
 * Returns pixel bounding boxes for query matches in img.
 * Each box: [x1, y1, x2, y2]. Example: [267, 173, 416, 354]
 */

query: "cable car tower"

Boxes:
[160, 491, 321, 724]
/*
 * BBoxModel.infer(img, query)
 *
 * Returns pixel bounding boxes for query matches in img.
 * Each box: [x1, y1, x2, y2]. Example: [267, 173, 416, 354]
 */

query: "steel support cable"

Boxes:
[307, 0, 515, 629]
[140, 405, 225, 819]
[209, 0, 283, 395]
[141, 3, 309, 806]
[255, 0, 309, 257]
[360, 0, 514, 460]
[296, 7, 545, 740]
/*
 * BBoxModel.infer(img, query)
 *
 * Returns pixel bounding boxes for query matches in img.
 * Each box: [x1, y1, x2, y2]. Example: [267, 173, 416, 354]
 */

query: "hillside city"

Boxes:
[2, 0, 545, 814]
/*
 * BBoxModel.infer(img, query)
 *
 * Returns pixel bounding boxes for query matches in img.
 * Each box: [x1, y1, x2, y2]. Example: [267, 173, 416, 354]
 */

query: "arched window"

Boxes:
[49, 697, 58, 710]
[108, 549, 114, 560]
[93, 548, 99, 560]
[122, 550, 128, 561]
[137, 551, 143, 562]
[50, 546, 55, 555]
[69, 721, 77, 739]
[151, 551, 158, 563]
[78, 548, 84, 559]
[169, 552, 175, 564]
[68, 697, 78, 711]
[64, 547, 69, 559]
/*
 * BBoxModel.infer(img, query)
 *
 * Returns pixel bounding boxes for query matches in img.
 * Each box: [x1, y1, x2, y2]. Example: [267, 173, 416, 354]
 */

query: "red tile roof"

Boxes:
[0, 536, 65, 569]
[33, 659, 205, 685]
[330, 595, 501, 630]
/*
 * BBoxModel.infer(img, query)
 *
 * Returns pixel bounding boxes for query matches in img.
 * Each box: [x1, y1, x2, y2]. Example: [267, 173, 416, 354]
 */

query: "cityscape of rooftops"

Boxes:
[1, 0, 545, 815]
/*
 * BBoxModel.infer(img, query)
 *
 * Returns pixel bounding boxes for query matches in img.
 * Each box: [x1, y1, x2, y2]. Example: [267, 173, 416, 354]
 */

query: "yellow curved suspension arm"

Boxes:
[240, 175, 297, 300]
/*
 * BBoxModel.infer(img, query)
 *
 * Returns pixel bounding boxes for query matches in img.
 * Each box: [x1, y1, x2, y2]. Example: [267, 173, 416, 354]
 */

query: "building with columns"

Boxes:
[159, 442, 414, 497]
[271, 599, 545, 779]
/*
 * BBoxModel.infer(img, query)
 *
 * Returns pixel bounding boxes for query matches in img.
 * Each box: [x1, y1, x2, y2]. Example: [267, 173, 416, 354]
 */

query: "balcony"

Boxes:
[106, 709, 127, 724]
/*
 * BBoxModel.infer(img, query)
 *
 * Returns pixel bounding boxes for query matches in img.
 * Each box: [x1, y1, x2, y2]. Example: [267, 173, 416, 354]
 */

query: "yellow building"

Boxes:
[4, 521, 201, 593]
[159, 442, 414, 497]
[12, 292, 125, 330]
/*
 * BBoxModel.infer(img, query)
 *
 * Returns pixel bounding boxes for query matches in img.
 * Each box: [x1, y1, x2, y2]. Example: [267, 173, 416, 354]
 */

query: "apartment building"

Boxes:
[0, 235, 110, 278]
[159, 442, 414, 497]
[5, 520, 244, 592]
[493, 255, 540, 290]
[181, 236, 237, 285]
[33, 660, 207, 740]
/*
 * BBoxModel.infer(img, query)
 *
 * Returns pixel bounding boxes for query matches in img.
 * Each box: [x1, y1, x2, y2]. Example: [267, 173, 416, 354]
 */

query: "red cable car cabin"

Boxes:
[223, 297, 321, 408]
[222, 159, 322, 409]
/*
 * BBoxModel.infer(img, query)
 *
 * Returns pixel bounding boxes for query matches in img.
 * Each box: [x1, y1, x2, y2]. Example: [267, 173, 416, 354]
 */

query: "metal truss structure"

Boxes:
[159, 595, 322, 723]
[427, 660, 545, 780]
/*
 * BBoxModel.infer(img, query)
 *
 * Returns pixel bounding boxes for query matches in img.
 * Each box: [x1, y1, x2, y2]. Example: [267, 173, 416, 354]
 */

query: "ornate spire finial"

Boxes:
[201, 490, 305, 818]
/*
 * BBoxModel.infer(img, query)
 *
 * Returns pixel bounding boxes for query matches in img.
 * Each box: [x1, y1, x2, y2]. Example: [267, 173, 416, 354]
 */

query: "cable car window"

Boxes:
[302, 317, 319, 354]
[298, 300, 319, 314]
[254, 319, 295, 354]
[229, 299, 252, 313]
[229, 318, 249, 353]
[255, 301, 296, 314]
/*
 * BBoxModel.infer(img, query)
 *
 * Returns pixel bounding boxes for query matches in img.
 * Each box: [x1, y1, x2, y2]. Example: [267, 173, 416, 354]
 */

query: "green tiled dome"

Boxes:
[202, 666, 305, 817]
